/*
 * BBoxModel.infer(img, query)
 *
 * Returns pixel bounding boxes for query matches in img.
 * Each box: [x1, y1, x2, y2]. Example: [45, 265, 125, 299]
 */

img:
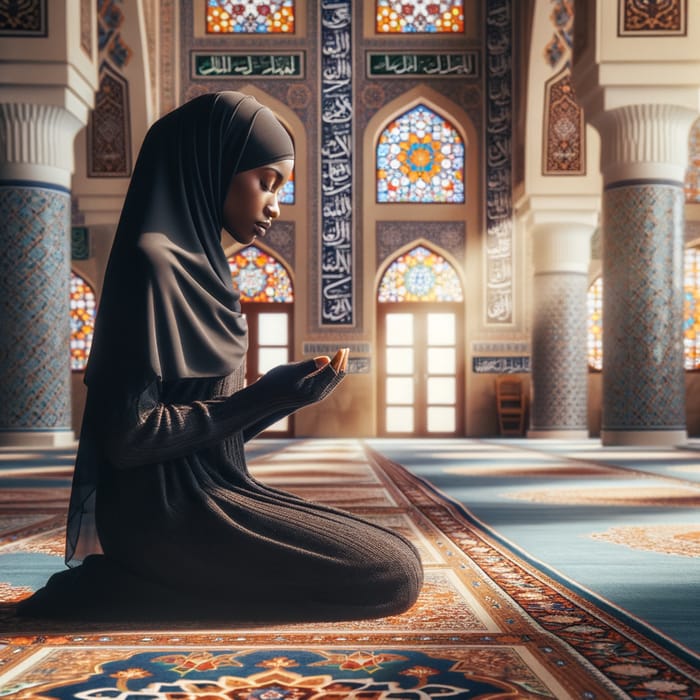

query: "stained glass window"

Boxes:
[376, 0, 464, 33]
[279, 168, 294, 205]
[685, 116, 700, 203]
[70, 272, 96, 371]
[206, 1, 295, 33]
[228, 245, 293, 302]
[685, 247, 700, 370]
[378, 245, 463, 302]
[587, 277, 603, 371]
[587, 247, 700, 371]
[377, 105, 464, 203]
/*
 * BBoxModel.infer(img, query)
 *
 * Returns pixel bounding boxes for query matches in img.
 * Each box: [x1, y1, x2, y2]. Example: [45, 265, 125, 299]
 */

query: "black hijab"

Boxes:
[85, 91, 295, 391]
[66, 92, 295, 566]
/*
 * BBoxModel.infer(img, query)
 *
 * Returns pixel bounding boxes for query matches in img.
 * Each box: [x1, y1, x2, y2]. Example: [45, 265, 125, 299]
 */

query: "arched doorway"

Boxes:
[377, 244, 465, 436]
[228, 244, 294, 436]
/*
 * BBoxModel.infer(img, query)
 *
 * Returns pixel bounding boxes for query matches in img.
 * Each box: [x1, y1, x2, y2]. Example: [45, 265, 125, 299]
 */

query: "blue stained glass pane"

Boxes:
[377, 105, 464, 203]
[378, 244, 463, 302]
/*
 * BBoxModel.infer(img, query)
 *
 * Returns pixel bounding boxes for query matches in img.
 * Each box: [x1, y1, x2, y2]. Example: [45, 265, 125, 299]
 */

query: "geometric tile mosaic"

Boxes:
[602, 183, 686, 430]
[531, 272, 588, 430]
[0, 0, 47, 36]
[0, 186, 72, 430]
[619, 0, 686, 35]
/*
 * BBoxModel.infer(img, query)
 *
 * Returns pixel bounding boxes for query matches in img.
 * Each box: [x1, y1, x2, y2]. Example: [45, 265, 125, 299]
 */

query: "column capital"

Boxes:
[0, 103, 85, 188]
[531, 221, 595, 276]
[517, 193, 600, 230]
[591, 103, 698, 185]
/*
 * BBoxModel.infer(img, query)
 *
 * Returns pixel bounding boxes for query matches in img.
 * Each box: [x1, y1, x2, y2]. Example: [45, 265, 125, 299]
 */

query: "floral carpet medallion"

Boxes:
[0, 647, 554, 699]
[0, 441, 697, 699]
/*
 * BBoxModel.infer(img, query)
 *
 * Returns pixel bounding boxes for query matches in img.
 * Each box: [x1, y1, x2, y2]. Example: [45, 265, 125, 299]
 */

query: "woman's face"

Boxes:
[222, 159, 294, 246]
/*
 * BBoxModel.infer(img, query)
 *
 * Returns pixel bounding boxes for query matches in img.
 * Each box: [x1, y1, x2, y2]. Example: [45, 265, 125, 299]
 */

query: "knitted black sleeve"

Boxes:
[106, 360, 345, 468]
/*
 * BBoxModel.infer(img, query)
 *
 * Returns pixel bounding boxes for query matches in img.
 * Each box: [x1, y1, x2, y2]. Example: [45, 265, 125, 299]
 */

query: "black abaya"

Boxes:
[18, 91, 423, 622]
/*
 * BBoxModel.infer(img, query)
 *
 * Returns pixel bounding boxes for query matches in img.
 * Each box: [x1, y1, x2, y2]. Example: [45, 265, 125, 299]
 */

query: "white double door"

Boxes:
[378, 303, 464, 436]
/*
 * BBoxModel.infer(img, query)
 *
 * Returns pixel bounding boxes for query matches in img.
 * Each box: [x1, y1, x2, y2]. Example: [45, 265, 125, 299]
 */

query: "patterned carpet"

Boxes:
[0, 439, 698, 699]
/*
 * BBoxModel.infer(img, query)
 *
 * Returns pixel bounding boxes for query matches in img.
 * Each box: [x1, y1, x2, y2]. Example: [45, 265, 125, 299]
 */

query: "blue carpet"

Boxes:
[367, 438, 700, 659]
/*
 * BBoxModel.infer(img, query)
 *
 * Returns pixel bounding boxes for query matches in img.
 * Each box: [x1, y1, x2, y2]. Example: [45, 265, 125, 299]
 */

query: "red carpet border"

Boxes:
[0, 439, 696, 699]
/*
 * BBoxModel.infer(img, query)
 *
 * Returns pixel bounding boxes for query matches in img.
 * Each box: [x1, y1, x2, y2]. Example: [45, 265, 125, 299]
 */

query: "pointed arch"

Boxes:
[376, 239, 464, 303]
[376, 103, 465, 203]
[70, 270, 97, 371]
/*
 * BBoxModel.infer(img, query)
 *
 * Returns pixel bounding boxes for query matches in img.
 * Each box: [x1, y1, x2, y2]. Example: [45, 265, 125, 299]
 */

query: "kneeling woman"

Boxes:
[19, 91, 423, 623]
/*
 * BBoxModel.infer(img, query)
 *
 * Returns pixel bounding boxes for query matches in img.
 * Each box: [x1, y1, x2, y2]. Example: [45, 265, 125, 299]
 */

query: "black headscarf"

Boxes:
[85, 91, 295, 392]
[66, 92, 295, 566]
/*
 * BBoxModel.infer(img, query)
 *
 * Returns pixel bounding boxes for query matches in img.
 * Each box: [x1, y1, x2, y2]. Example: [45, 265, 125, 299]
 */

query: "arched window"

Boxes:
[228, 245, 294, 435]
[206, 1, 295, 33]
[377, 244, 464, 436]
[587, 277, 603, 371]
[228, 245, 293, 302]
[685, 247, 700, 369]
[587, 248, 700, 371]
[378, 244, 464, 302]
[686, 116, 700, 203]
[70, 271, 96, 371]
[377, 105, 464, 203]
[376, 0, 464, 33]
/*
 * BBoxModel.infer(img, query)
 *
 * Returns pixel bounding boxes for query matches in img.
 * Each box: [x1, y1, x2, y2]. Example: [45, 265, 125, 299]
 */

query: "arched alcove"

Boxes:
[376, 241, 465, 436]
[227, 243, 295, 435]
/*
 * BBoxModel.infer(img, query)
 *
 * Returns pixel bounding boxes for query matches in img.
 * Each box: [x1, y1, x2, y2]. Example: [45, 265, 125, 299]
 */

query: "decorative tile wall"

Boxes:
[0, 186, 72, 430]
[619, 0, 686, 35]
[0, 0, 46, 36]
[530, 272, 588, 430]
[602, 183, 686, 431]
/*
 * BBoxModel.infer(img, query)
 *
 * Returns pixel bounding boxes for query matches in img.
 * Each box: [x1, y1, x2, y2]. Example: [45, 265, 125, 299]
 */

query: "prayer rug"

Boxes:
[0, 439, 698, 699]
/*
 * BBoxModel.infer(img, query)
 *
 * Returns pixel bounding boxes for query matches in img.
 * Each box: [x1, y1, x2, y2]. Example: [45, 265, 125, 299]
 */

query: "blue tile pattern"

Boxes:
[0, 186, 72, 430]
[602, 183, 686, 431]
[531, 272, 588, 430]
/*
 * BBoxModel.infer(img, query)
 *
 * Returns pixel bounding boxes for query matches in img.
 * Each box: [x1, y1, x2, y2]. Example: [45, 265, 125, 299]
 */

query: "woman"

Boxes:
[19, 91, 423, 623]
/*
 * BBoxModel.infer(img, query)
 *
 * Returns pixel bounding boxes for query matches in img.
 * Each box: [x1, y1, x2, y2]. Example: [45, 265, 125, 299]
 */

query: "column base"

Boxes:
[527, 429, 589, 440]
[0, 430, 76, 447]
[601, 429, 687, 447]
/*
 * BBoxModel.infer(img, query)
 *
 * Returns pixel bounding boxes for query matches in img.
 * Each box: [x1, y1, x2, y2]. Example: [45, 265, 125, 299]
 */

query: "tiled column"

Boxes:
[595, 104, 695, 447]
[0, 103, 84, 446]
[528, 222, 593, 438]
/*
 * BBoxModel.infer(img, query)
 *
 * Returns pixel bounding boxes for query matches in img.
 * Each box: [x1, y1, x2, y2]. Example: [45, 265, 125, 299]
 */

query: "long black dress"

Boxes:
[19, 91, 423, 623]
[20, 363, 422, 622]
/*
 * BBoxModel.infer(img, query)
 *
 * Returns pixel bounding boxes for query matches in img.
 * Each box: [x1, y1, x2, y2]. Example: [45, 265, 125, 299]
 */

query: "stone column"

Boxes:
[594, 104, 696, 447]
[528, 222, 593, 438]
[0, 104, 86, 446]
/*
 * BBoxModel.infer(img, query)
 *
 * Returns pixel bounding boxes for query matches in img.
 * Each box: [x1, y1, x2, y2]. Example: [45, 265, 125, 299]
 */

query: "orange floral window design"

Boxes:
[377, 105, 464, 203]
[685, 247, 700, 369]
[378, 245, 463, 302]
[70, 272, 96, 371]
[228, 245, 293, 302]
[685, 116, 700, 203]
[376, 0, 464, 33]
[206, 1, 295, 33]
[587, 277, 603, 371]
[587, 247, 700, 371]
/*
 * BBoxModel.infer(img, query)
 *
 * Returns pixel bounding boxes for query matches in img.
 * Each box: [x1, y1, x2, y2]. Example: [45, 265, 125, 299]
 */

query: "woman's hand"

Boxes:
[255, 348, 349, 408]
[315, 347, 349, 373]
